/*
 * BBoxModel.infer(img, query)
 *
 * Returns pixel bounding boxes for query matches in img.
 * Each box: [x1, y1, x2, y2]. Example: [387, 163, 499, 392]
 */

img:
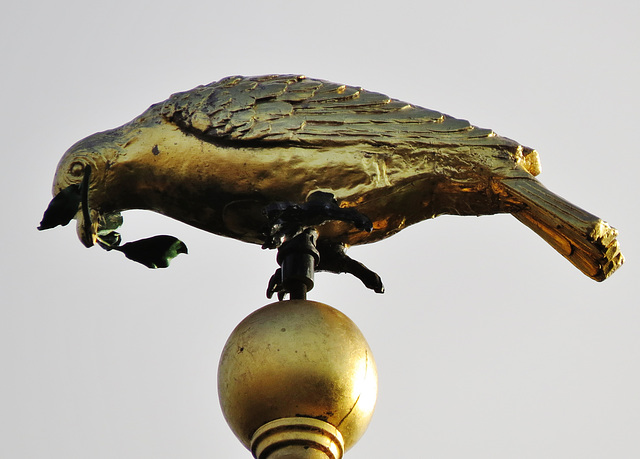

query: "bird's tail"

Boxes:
[496, 178, 623, 281]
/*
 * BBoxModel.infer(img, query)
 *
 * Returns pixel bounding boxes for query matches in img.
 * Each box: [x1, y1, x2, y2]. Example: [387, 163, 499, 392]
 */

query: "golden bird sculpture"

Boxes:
[39, 74, 623, 292]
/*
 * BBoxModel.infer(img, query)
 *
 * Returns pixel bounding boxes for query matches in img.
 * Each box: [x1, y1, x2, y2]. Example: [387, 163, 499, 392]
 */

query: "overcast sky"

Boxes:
[2, 1, 639, 458]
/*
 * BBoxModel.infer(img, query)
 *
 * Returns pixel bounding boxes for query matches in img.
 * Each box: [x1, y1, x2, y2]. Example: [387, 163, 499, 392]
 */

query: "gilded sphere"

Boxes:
[217, 300, 378, 452]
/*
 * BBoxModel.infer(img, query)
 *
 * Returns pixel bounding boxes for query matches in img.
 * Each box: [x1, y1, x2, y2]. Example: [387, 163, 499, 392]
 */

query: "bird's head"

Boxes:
[41, 126, 188, 269]
[43, 129, 124, 247]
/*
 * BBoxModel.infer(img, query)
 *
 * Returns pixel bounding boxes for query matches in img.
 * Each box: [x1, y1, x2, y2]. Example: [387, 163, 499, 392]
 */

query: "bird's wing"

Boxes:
[160, 74, 522, 150]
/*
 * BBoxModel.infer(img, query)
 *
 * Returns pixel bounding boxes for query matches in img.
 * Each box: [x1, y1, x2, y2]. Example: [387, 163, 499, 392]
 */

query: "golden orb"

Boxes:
[218, 300, 377, 458]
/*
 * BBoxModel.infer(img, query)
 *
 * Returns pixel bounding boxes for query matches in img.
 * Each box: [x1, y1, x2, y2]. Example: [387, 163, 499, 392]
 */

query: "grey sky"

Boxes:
[2, 1, 638, 458]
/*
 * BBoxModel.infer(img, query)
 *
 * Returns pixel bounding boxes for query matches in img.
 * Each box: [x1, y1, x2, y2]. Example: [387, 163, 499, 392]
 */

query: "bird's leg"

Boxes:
[267, 235, 385, 298]
[261, 191, 373, 249]
[263, 191, 383, 298]
[316, 239, 384, 294]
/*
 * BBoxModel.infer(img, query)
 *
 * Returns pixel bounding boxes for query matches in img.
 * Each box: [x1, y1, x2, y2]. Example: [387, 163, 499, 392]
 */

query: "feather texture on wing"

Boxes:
[160, 74, 525, 151]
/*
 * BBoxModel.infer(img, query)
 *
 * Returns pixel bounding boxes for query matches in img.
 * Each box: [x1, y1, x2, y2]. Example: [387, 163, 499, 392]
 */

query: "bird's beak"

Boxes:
[40, 164, 105, 248]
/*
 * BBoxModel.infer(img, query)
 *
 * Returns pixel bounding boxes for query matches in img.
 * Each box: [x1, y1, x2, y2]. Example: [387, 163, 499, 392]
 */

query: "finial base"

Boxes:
[251, 417, 344, 459]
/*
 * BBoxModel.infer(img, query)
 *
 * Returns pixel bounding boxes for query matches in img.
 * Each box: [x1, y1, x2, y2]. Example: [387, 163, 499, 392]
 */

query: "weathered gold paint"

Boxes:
[51, 74, 623, 280]
[217, 300, 377, 454]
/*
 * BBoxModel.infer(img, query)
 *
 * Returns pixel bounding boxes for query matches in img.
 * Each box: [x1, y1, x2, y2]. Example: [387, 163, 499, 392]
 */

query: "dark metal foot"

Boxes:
[262, 192, 382, 298]
[266, 268, 285, 300]
[316, 240, 385, 294]
[266, 237, 384, 299]
[262, 191, 372, 249]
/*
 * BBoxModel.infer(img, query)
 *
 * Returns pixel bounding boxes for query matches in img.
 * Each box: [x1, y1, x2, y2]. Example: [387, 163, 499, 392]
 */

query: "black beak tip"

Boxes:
[37, 217, 58, 231]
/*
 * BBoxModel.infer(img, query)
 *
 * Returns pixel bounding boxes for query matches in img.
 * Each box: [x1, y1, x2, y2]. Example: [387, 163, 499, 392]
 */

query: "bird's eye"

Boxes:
[69, 162, 85, 177]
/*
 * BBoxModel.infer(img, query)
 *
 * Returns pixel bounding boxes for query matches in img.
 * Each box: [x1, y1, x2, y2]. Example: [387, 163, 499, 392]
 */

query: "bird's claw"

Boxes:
[316, 240, 385, 294]
[262, 192, 382, 296]
[266, 238, 384, 299]
[266, 268, 287, 300]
